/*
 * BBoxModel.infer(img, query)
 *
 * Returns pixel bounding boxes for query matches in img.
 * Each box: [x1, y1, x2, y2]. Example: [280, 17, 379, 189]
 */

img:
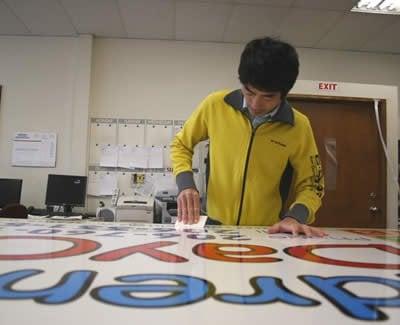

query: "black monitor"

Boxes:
[0, 178, 23, 208]
[45, 174, 87, 216]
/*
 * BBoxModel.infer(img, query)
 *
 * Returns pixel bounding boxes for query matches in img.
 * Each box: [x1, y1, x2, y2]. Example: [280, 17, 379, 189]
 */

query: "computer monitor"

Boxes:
[45, 174, 87, 216]
[0, 178, 23, 208]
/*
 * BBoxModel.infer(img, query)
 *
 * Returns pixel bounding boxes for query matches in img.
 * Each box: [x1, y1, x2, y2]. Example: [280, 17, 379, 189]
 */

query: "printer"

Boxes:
[153, 189, 206, 224]
[153, 189, 178, 224]
[116, 195, 154, 223]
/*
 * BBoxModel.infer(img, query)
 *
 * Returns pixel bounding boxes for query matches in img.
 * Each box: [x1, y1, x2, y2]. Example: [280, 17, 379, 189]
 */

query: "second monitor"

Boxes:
[0, 178, 23, 209]
[45, 174, 87, 216]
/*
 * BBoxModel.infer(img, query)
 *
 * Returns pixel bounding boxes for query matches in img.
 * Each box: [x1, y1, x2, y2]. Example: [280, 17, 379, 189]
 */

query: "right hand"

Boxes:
[177, 188, 200, 224]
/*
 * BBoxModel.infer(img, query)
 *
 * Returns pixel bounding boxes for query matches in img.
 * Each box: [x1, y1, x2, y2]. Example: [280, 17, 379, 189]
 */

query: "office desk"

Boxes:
[0, 218, 399, 324]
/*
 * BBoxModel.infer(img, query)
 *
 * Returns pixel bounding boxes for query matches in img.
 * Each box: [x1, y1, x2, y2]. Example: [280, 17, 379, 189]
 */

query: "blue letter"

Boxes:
[92, 274, 214, 308]
[301, 275, 400, 321]
[0, 269, 96, 304]
[215, 276, 319, 306]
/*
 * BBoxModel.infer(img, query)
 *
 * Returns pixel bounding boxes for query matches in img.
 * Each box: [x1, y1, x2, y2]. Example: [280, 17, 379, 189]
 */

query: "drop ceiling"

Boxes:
[0, 0, 399, 54]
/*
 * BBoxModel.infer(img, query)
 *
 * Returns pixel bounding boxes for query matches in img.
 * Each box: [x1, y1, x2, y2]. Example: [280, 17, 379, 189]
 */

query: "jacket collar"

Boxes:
[224, 89, 294, 126]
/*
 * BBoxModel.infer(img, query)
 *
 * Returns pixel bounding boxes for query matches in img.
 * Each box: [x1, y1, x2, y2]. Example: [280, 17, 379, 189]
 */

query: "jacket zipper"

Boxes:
[236, 123, 260, 225]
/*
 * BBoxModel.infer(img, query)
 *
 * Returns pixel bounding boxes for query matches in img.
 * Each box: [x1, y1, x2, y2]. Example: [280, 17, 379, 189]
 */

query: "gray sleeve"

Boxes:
[281, 203, 309, 224]
[176, 171, 198, 193]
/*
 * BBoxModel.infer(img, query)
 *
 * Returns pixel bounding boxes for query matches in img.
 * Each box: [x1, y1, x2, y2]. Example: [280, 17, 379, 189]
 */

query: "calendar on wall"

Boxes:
[86, 118, 207, 213]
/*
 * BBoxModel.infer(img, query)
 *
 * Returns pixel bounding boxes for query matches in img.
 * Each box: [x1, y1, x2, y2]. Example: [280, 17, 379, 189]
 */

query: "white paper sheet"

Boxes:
[129, 146, 149, 169]
[148, 146, 163, 168]
[175, 215, 208, 230]
[87, 171, 101, 196]
[134, 173, 155, 197]
[87, 171, 118, 196]
[153, 173, 176, 193]
[118, 145, 132, 168]
[99, 144, 118, 167]
[12, 132, 57, 167]
[100, 172, 118, 195]
[118, 145, 164, 169]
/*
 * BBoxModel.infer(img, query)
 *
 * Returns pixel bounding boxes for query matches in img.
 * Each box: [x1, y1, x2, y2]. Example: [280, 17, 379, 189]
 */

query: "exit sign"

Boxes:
[318, 82, 338, 91]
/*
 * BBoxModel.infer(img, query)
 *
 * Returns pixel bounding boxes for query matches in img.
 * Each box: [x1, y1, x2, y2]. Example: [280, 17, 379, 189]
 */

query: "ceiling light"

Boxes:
[351, 0, 400, 14]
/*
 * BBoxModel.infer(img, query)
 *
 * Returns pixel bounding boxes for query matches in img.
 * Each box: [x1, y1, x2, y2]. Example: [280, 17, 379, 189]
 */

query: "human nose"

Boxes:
[250, 96, 262, 109]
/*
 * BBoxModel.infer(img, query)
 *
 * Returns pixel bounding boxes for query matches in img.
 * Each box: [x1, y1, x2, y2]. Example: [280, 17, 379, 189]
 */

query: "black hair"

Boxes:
[238, 37, 299, 97]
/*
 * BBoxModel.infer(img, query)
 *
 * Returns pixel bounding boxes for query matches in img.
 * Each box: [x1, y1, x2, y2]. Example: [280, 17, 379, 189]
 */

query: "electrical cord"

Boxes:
[373, 99, 400, 194]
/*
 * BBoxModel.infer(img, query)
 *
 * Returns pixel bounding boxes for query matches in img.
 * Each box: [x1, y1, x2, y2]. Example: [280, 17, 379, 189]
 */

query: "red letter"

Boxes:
[0, 236, 100, 260]
[91, 241, 187, 263]
[193, 243, 281, 263]
[285, 244, 400, 269]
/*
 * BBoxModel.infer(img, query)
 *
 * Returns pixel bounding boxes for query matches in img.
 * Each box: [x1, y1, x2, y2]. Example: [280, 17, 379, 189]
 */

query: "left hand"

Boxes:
[268, 217, 326, 237]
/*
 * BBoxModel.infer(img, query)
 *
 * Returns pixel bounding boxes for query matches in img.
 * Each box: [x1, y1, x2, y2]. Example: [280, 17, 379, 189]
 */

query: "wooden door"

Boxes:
[288, 96, 386, 228]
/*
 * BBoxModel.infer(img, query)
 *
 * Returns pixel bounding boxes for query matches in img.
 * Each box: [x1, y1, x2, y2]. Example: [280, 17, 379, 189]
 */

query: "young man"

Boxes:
[170, 37, 325, 237]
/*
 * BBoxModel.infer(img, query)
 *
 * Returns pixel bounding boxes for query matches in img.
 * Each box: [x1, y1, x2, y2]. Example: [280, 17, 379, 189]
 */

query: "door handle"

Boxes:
[369, 206, 379, 213]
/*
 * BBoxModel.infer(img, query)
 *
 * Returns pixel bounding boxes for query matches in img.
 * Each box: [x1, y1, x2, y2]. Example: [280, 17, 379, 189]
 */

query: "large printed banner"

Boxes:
[0, 219, 399, 324]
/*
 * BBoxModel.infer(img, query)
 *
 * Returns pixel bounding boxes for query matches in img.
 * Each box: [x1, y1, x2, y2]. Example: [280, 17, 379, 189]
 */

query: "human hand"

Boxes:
[177, 188, 200, 224]
[268, 217, 326, 237]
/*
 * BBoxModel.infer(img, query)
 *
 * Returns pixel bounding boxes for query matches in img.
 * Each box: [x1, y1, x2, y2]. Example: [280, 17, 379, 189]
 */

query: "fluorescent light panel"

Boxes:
[351, 0, 400, 14]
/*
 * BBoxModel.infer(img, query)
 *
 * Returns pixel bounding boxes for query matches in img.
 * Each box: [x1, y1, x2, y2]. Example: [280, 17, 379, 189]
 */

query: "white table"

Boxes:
[0, 219, 399, 324]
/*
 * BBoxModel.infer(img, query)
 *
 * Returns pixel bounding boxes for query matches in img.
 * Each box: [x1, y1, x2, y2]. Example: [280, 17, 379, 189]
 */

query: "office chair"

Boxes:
[0, 203, 28, 219]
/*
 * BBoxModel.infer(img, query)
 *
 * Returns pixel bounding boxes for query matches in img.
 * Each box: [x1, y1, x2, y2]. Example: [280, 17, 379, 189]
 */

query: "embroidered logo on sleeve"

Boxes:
[310, 155, 324, 198]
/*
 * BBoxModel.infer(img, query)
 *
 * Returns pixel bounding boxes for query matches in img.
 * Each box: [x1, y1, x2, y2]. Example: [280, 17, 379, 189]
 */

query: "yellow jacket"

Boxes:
[170, 89, 324, 226]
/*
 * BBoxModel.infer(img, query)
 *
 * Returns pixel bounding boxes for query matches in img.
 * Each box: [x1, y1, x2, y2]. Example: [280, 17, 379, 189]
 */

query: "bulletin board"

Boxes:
[87, 117, 207, 213]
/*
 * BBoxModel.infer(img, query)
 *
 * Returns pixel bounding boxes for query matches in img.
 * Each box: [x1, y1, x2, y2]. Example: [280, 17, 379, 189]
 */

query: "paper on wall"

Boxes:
[118, 145, 132, 168]
[99, 144, 118, 167]
[87, 171, 118, 196]
[129, 145, 149, 169]
[148, 146, 163, 168]
[12, 132, 57, 167]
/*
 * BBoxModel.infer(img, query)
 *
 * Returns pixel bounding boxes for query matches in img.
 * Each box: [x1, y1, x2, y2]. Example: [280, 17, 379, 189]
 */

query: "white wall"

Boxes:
[90, 38, 400, 120]
[90, 39, 243, 119]
[0, 35, 92, 207]
[1, 36, 399, 221]
[298, 48, 400, 116]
